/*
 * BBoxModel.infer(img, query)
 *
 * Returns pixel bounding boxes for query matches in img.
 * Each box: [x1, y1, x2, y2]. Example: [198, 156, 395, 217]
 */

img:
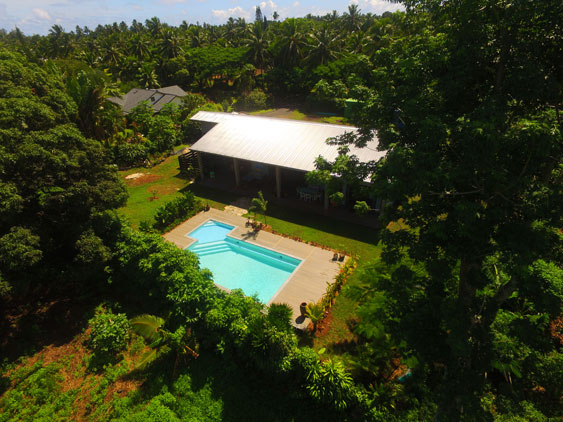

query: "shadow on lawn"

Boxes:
[185, 183, 380, 246]
[183, 183, 240, 208]
[267, 203, 380, 245]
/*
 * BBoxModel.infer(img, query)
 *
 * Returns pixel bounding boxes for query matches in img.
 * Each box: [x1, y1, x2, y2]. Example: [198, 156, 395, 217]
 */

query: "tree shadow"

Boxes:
[185, 183, 381, 246]
[182, 183, 240, 206]
[0, 295, 97, 364]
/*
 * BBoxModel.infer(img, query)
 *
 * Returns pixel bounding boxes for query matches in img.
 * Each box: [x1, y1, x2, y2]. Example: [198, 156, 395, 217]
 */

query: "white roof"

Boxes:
[190, 111, 385, 172]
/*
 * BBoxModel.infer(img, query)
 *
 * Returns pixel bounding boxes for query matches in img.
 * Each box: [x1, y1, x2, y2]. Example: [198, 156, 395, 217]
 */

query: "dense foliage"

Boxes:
[0, 3, 561, 421]
[0, 7, 405, 112]
[0, 49, 127, 297]
[320, 1, 563, 420]
[87, 307, 131, 366]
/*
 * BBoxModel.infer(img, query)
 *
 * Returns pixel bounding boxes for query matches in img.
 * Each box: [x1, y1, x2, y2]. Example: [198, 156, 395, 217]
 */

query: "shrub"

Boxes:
[87, 307, 130, 364]
[306, 358, 357, 411]
[353, 200, 370, 216]
[329, 191, 345, 206]
[152, 191, 203, 232]
[305, 301, 325, 332]
[114, 142, 148, 167]
[235, 89, 268, 111]
[267, 303, 293, 333]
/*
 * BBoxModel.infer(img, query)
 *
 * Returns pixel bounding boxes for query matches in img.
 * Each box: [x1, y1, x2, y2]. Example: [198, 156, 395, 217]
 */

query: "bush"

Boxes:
[152, 191, 203, 232]
[235, 89, 268, 111]
[306, 358, 357, 412]
[87, 307, 130, 364]
[114, 142, 148, 167]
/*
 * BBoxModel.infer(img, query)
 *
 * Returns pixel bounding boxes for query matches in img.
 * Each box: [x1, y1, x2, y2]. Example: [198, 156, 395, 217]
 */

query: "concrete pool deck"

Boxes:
[163, 208, 342, 329]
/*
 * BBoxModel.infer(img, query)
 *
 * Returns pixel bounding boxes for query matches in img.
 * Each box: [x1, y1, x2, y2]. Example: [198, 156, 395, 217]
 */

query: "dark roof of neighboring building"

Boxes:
[107, 85, 187, 114]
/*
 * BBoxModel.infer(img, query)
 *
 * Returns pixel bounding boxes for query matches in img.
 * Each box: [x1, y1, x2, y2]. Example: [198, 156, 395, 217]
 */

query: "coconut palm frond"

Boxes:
[135, 348, 158, 369]
[130, 314, 165, 343]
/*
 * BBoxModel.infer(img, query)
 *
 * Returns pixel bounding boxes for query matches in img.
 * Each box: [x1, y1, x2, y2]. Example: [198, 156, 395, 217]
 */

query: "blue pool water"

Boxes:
[187, 220, 301, 303]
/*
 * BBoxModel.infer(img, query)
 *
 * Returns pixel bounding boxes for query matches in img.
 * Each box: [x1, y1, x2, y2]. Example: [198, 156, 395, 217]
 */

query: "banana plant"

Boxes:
[130, 314, 199, 371]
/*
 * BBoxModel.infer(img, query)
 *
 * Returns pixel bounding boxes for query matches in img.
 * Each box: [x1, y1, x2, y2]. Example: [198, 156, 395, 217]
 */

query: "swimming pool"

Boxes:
[187, 220, 301, 303]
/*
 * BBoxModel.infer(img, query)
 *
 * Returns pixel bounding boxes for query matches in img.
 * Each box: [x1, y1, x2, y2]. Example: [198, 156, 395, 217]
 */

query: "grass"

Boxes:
[248, 108, 349, 125]
[118, 146, 191, 227]
[248, 108, 275, 115]
[321, 115, 350, 125]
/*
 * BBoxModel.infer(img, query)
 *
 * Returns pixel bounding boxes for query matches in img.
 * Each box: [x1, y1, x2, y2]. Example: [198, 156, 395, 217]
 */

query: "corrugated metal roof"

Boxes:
[190, 111, 385, 172]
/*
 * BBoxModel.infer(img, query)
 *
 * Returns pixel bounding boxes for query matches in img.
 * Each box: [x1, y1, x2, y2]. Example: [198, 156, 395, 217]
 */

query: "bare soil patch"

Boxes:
[125, 173, 161, 186]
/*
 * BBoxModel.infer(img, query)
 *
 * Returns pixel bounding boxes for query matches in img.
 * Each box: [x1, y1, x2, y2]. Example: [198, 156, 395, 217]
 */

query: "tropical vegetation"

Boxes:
[0, 1, 561, 421]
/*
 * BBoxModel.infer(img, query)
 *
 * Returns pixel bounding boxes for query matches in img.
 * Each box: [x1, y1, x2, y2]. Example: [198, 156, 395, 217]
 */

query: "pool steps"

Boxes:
[189, 237, 300, 272]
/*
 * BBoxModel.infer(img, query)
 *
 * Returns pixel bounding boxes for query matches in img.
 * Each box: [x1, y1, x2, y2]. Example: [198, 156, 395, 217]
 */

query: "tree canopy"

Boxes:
[0, 49, 127, 296]
[326, 0, 563, 419]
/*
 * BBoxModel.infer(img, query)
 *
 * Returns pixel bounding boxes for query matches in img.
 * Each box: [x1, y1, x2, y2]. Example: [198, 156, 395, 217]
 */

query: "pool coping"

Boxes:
[183, 218, 306, 306]
[163, 208, 342, 329]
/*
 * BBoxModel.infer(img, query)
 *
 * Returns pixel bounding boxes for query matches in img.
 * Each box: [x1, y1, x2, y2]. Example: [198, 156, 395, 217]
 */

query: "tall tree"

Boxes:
[324, 0, 563, 420]
[0, 49, 127, 297]
[305, 25, 341, 67]
[244, 22, 270, 71]
[273, 18, 308, 66]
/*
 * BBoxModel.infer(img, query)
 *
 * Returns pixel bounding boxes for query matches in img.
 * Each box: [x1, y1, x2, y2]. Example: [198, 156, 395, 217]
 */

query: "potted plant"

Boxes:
[338, 244, 346, 262]
[305, 301, 325, 332]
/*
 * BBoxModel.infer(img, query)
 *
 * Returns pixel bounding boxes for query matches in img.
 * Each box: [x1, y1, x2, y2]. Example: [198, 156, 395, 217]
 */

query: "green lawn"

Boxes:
[249, 108, 349, 125]
[118, 148, 192, 227]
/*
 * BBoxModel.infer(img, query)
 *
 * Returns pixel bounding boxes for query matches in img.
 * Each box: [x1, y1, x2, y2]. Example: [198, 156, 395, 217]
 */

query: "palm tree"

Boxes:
[343, 4, 362, 33]
[145, 16, 163, 37]
[244, 22, 270, 71]
[101, 40, 123, 68]
[347, 29, 371, 54]
[47, 24, 73, 57]
[305, 25, 342, 67]
[137, 62, 160, 88]
[130, 314, 198, 372]
[159, 30, 183, 59]
[274, 18, 308, 66]
[130, 34, 151, 60]
[189, 25, 207, 48]
[65, 69, 121, 140]
[249, 191, 268, 225]
[130, 19, 144, 33]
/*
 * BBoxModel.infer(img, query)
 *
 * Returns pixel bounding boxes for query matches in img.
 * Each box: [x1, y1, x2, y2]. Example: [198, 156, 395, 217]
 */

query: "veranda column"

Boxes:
[197, 152, 204, 180]
[275, 166, 282, 198]
[324, 185, 329, 210]
[233, 158, 241, 187]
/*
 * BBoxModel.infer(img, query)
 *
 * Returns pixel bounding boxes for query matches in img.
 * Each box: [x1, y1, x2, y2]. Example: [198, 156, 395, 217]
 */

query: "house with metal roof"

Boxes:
[107, 85, 187, 114]
[189, 111, 386, 210]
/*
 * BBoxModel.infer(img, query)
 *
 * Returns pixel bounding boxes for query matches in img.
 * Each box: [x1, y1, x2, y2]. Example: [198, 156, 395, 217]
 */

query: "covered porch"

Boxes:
[193, 152, 382, 228]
